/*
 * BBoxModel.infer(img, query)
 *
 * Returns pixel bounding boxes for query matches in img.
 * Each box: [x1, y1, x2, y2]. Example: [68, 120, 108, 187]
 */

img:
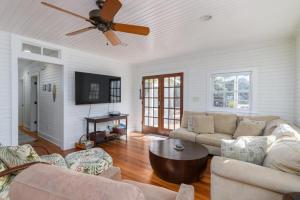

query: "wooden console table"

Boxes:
[85, 114, 128, 142]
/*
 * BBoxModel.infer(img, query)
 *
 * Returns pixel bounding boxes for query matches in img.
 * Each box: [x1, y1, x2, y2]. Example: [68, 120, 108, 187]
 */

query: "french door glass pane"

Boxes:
[164, 119, 168, 129]
[144, 117, 148, 126]
[154, 89, 158, 97]
[169, 77, 175, 87]
[169, 98, 174, 108]
[175, 88, 180, 97]
[164, 78, 169, 87]
[164, 109, 168, 118]
[164, 88, 169, 98]
[154, 79, 159, 88]
[154, 108, 158, 117]
[175, 77, 181, 86]
[175, 120, 180, 129]
[164, 99, 168, 108]
[149, 108, 153, 117]
[149, 117, 153, 126]
[175, 98, 180, 108]
[154, 118, 158, 127]
[169, 88, 174, 97]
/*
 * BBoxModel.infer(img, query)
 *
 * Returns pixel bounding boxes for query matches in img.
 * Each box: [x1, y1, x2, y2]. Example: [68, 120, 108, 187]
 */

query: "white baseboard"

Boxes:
[38, 131, 60, 147]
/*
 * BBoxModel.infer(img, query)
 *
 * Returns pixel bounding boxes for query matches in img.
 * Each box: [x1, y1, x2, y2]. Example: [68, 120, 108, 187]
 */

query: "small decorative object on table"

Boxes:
[174, 143, 184, 151]
[75, 135, 94, 150]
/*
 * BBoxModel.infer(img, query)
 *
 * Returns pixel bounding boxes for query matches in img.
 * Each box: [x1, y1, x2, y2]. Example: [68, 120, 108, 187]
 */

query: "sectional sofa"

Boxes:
[170, 111, 300, 200]
[170, 111, 280, 155]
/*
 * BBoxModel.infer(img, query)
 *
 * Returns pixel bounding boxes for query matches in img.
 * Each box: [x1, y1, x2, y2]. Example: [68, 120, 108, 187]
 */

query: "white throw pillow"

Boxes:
[271, 124, 300, 140]
[263, 139, 300, 175]
[233, 119, 266, 139]
[187, 116, 194, 132]
[221, 136, 276, 165]
[192, 115, 214, 134]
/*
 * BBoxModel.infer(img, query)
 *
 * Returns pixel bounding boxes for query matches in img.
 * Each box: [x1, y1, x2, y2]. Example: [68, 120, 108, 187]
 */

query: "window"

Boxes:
[211, 72, 251, 111]
[22, 42, 61, 59]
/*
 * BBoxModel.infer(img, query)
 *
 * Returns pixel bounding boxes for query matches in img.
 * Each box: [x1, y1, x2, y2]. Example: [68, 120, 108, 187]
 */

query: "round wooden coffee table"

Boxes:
[149, 138, 208, 184]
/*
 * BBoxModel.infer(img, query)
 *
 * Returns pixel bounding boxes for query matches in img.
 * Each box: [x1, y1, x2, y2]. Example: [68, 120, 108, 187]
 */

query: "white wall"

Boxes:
[0, 31, 134, 149]
[133, 39, 296, 131]
[0, 31, 11, 145]
[63, 49, 134, 149]
[295, 29, 300, 126]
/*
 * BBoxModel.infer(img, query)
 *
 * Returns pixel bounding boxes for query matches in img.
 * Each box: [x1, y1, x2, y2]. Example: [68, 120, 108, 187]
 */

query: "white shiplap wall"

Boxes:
[0, 31, 11, 145]
[133, 39, 296, 131]
[39, 65, 63, 146]
[295, 30, 300, 126]
[63, 49, 134, 150]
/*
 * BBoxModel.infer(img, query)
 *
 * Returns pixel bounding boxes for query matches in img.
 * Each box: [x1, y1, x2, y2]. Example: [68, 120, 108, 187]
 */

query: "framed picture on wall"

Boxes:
[48, 84, 52, 92]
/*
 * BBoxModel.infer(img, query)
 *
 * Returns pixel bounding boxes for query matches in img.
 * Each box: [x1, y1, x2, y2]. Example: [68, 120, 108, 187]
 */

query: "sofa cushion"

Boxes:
[170, 128, 197, 142]
[193, 115, 214, 134]
[264, 119, 287, 136]
[123, 180, 177, 200]
[233, 119, 266, 139]
[181, 111, 206, 128]
[221, 136, 276, 165]
[263, 139, 300, 176]
[271, 124, 300, 140]
[10, 164, 146, 200]
[208, 113, 237, 135]
[196, 133, 232, 147]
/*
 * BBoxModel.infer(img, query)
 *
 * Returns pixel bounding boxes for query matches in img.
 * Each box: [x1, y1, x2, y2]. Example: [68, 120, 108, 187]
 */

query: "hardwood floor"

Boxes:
[24, 130, 211, 200]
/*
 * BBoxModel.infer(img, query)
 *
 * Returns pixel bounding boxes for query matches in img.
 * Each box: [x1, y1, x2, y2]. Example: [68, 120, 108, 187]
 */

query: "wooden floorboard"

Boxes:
[27, 131, 210, 200]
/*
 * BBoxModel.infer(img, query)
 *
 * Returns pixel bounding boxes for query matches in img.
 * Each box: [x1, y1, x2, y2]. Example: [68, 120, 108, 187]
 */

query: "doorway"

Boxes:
[142, 73, 183, 135]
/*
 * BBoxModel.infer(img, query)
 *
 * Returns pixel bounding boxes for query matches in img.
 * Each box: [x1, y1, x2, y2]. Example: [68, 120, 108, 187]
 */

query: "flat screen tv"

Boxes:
[75, 72, 121, 105]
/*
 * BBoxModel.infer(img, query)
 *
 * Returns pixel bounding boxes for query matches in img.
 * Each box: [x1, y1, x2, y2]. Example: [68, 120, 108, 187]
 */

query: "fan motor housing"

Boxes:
[89, 9, 111, 32]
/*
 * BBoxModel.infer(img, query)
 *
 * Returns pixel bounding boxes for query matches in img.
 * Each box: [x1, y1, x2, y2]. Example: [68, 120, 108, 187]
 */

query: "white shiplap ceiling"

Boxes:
[1, 0, 300, 64]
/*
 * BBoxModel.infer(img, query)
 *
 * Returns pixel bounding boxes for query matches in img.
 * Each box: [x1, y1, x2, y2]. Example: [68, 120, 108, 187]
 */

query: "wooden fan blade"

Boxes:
[100, 0, 122, 22]
[41, 2, 94, 23]
[112, 23, 150, 36]
[103, 30, 121, 46]
[66, 27, 96, 36]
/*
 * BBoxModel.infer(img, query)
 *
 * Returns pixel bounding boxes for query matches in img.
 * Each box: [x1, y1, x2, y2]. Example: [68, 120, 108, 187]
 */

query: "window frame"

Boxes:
[208, 71, 253, 113]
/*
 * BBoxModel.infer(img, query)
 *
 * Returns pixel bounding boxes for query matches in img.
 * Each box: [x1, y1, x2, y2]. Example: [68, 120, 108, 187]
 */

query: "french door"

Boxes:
[142, 73, 183, 135]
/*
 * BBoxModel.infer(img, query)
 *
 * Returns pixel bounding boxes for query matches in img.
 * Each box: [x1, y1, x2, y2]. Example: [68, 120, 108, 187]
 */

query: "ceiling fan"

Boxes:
[41, 0, 150, 46]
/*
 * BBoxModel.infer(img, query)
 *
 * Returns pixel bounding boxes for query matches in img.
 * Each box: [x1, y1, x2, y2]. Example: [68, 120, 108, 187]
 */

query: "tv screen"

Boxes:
[75, 72, 121, 105]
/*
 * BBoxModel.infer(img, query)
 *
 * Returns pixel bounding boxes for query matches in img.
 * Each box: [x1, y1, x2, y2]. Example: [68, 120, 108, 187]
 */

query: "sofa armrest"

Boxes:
[176, 184, 194, 200]
[211, 156, 300, 194]
[99, 166, 122, 181]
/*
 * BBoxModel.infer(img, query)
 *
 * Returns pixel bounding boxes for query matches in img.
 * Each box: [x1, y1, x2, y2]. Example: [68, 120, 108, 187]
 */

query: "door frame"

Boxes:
[142, 72, 184, 135]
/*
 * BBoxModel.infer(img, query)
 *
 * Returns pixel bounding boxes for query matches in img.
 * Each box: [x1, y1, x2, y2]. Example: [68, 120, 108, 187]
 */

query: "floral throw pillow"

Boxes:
[221, 136, 276, 165]
[0, 144, 41, 169]
[0, 160, 10, 193]
[65, 148, 113, 175]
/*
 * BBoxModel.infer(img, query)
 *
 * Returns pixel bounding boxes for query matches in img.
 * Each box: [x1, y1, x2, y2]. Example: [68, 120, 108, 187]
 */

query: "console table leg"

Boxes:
[126, 117, 128, 142]
[86, 121, 89, 140]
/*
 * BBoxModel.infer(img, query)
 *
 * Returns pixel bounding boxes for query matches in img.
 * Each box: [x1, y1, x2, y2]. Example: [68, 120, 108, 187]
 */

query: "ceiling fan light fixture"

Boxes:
[200, 15, 212, 22]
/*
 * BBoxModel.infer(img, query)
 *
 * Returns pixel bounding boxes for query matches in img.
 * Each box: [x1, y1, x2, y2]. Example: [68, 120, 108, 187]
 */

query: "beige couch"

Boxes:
[8, 164, 194, 200]
[170, 111, 279, 155]
[211, 156, 300, 200]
